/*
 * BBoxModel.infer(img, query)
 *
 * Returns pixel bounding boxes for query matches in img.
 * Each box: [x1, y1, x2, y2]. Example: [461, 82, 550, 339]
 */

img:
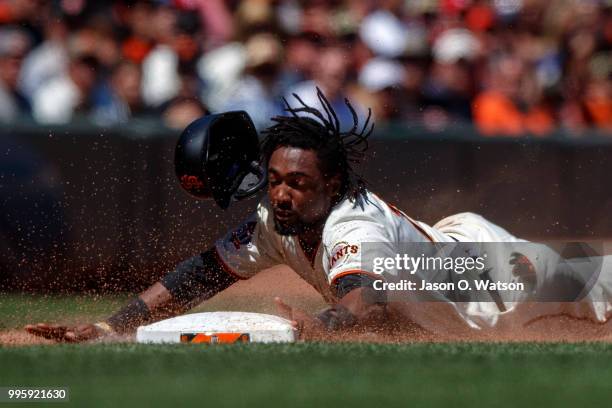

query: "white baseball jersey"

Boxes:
[215, 191, 449, 302]
[214, 190, 612, 334]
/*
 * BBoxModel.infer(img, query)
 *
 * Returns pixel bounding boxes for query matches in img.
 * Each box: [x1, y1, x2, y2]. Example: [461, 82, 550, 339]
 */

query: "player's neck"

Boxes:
[298, 230, 321, 266]
[298, 226, 323, 250]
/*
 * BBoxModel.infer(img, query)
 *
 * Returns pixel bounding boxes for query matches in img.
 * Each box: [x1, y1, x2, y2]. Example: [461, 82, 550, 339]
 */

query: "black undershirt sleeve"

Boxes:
[106, 249, 238, 334]
[317, 274, 387, 331]
[333, 274, 386, 303]
[107, 297, 151, 334]
[160, 248, 239, 308]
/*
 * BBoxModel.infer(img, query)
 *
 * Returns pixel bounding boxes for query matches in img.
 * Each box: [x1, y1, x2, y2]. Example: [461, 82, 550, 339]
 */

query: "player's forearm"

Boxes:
[103, 283, 184, 334]
[104, 249, 239, 334]
[317, 285, 387, 331]
[337, 287, 387, 323]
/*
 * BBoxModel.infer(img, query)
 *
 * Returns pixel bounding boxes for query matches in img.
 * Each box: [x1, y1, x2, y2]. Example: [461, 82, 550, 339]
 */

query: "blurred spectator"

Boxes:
[162, 96, 207, 129]
[0, 27, 32, 121]
[222, 32, 285, 130]
[87, 17, 122, 73]
[191, 0, 234, 48]
[93, 61, 145, 125]
[18, 17, 69, 101]
[117, 0, 155, 64]
[235, 0, 276, 36]
[2, 0, 611, 136]
[357, 57, 406, 120]
[473, 54, 554, 136]
[422, 60, 474, 127]
[140, 5, 181, 107]
[359, 8, 409, 58]
[583, 77, 612, 130]
[278, 32, 321, 90]
[288, 43, 367, 131]
[32, 54, 98, 124]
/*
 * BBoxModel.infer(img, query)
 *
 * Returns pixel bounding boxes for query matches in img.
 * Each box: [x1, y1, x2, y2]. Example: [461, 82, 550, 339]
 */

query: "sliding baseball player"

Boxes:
[26, 88, 612, 342]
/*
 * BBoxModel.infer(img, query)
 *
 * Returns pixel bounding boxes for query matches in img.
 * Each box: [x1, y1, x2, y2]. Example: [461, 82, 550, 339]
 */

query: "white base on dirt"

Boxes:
[136, 312, 296, 344]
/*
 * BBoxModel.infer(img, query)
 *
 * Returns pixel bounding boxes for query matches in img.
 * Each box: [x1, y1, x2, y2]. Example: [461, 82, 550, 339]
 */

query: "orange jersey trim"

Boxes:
[330, 269, 384, 286]
[380, 196, 436, 242]
[404, 216, 435, 243]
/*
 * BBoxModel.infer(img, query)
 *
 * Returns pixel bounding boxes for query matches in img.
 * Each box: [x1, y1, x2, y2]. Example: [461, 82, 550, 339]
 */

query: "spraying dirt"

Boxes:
[3, 266, 612, 346]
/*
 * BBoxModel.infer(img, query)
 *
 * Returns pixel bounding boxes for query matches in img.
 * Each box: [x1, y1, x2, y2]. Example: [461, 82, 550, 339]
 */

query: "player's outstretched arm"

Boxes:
[25, 248, 238, 342]
[24, 282, 181, 342]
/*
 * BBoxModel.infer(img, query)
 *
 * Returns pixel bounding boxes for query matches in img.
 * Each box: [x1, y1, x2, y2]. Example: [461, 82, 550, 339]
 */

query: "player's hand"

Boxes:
[274, 297, 326, 340]
[24, 322, 111, 343]
[510, 252, 536, 277]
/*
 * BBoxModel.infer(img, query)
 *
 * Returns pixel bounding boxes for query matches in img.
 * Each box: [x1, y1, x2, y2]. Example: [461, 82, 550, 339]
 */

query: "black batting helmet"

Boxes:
[174, 111, 267, 209]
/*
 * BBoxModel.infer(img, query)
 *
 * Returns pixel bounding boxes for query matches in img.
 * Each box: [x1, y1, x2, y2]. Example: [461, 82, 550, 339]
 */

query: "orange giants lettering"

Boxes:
[329, 244, 359, 268]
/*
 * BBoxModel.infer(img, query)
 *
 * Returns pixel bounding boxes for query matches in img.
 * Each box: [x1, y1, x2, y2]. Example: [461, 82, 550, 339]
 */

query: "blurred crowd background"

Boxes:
[1, 0, 611, 136]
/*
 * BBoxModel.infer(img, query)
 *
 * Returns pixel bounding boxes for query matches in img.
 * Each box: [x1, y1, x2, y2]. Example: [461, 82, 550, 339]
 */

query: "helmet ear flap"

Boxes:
[174, 111, 266, 209]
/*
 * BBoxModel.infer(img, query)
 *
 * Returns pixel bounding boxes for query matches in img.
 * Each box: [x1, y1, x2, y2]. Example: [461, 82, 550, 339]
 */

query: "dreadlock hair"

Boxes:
[261, 88, 374, 206]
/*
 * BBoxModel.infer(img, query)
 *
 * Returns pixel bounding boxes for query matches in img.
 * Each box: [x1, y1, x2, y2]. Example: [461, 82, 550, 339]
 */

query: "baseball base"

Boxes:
[136, 312, 296, 344]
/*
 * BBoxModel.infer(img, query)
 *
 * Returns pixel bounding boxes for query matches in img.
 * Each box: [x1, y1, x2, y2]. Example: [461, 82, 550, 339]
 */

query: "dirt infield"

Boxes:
[3, 266, 612, 345]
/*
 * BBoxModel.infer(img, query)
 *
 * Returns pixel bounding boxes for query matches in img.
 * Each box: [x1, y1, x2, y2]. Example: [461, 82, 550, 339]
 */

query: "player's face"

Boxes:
[268, 147, 338, 236]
